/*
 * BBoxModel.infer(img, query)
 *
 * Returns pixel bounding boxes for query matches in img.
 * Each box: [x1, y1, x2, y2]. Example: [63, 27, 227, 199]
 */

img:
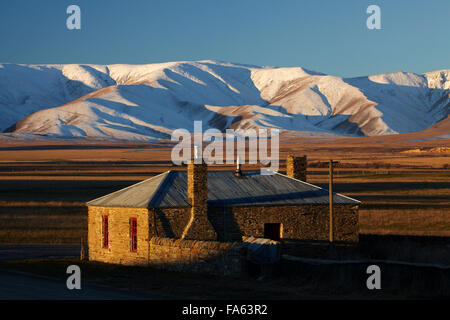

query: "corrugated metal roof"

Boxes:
[87, 170, 360, 208]
[86, 171, 169, 207]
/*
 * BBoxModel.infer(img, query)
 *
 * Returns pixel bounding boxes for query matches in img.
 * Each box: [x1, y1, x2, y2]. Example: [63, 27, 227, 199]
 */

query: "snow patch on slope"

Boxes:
[0, 61, 449, 141]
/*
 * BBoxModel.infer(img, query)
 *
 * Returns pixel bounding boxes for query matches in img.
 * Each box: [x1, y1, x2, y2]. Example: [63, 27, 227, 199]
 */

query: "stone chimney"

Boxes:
[286, 155, 307, 181]
[181, 160, 217, 241]
[187, 160, 208, 207]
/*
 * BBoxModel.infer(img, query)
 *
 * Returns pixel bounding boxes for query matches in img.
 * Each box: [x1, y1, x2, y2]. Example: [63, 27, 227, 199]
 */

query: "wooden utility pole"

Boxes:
[329, 160, 339, 243]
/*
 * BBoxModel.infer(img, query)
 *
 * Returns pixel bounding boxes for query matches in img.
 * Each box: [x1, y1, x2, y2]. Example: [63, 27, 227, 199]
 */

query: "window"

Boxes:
[264, 223, 282, 241]
[102, 215, 109, 248]
[130, 217, 137, 252]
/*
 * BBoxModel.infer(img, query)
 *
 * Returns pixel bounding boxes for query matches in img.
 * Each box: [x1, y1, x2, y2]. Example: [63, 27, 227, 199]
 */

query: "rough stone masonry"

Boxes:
[87, 154, 359, 273]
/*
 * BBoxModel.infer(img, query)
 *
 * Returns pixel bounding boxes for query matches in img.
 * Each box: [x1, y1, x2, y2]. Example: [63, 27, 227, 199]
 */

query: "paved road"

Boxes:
[0, 244, 80, 261]
[0, 270, 162, 300]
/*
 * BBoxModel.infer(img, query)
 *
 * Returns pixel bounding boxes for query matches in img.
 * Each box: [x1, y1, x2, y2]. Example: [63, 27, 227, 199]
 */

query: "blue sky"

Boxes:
[0, 0, 448, 77]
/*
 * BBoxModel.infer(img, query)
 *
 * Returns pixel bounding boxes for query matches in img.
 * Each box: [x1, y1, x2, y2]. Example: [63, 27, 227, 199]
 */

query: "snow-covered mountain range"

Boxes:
[0, 60, 448, 141]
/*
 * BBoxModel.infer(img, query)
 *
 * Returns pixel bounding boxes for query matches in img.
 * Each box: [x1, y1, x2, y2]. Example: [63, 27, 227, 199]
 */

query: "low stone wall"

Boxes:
[148, 237, 246, 276]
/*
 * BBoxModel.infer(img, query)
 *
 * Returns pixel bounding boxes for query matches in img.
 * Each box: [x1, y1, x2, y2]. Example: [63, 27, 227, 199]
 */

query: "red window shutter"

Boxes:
[102, 215, 109, 248]
[130, 218, 137, 252]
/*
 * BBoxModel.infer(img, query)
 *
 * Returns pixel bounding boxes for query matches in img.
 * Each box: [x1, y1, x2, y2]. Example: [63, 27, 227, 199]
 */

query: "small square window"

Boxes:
[264, 223, 282, 241]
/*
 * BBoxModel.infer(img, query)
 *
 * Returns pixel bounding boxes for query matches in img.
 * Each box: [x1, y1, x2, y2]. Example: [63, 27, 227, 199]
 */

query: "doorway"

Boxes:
[264, 223, 282, 241]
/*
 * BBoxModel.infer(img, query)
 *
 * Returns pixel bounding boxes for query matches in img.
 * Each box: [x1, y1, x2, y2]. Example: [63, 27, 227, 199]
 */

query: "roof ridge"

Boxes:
[274, 172, 361, 204]
[86, 171, 171, 206]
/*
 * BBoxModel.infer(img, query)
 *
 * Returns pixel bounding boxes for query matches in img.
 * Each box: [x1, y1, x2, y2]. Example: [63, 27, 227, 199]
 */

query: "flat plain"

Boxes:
[0, 133, 448, 244]
[0, 134, 448, 299]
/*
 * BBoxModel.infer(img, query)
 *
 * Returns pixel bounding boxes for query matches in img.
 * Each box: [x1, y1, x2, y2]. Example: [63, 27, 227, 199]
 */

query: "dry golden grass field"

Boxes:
[0, 134, 448, 244]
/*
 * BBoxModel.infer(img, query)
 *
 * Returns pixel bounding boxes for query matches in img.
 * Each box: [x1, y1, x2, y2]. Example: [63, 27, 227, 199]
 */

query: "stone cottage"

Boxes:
[87, 155, 360, 265]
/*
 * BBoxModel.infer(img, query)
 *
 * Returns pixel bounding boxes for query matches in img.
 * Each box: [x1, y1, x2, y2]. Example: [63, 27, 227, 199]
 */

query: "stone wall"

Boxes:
[209, 204, 359, 244]
[88, 206, 149, 265]
[88, 206, 246, 275]
[149, 207, 191, 238]
[89, 203, 358, 267]
[148, 237, 246, 276]
[208, 207, 241, 242]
